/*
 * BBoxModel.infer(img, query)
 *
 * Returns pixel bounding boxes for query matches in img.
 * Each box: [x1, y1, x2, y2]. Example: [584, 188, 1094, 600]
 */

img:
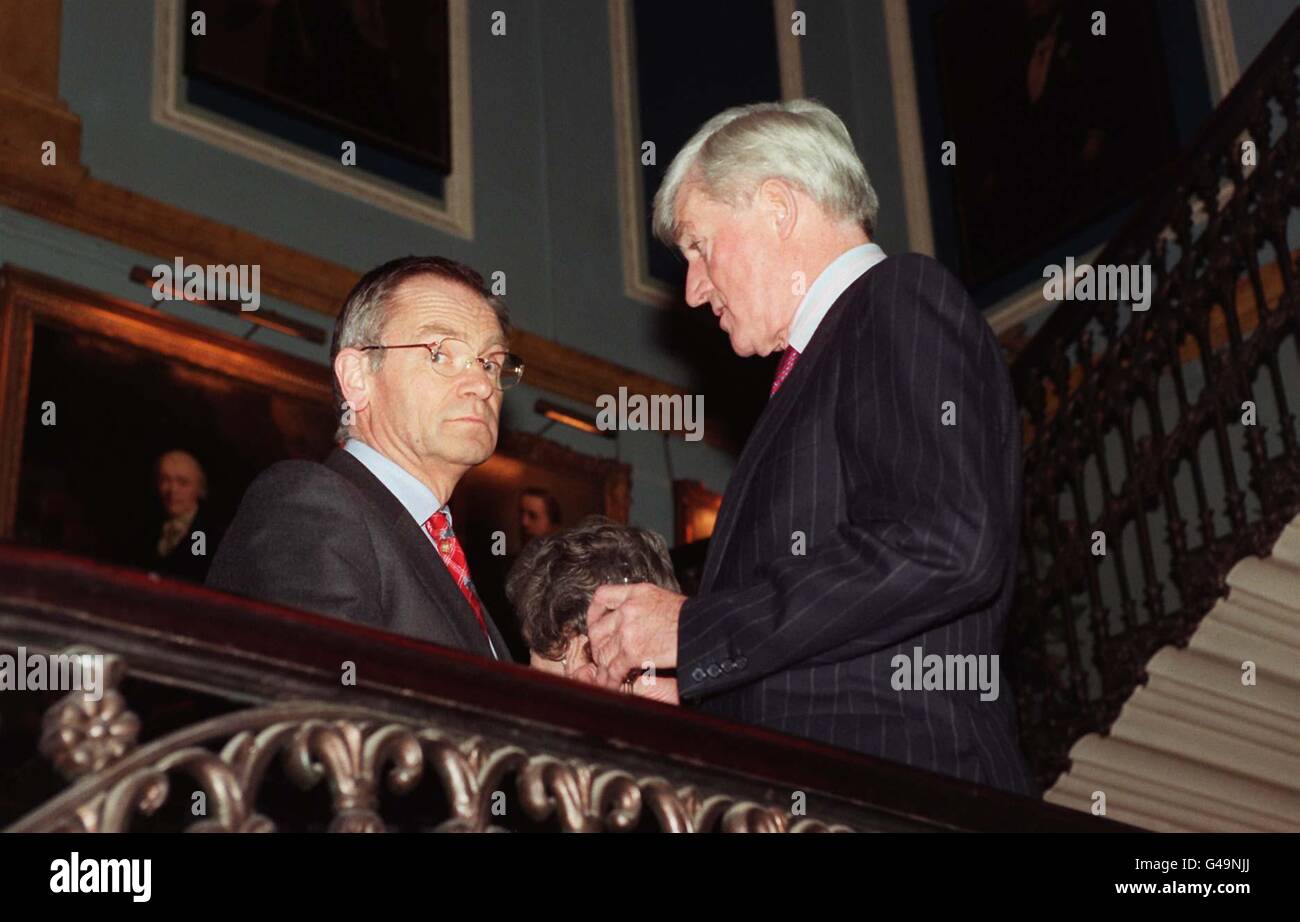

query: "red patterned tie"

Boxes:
[770, 346, 802, 396]
[422, 509, 491, 644]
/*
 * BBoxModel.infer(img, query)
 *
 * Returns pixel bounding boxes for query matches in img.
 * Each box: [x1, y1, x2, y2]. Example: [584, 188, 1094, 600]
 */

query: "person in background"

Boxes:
[471, 485, 565, 660]
[141, 449, 223, 582]
[506, 515, 679, 704]
[518, 486, 561, 545]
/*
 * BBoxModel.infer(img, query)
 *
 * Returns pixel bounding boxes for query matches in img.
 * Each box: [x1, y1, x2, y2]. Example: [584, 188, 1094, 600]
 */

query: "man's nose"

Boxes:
[684, 261, 711, 308]
[457, 362, 496, 399]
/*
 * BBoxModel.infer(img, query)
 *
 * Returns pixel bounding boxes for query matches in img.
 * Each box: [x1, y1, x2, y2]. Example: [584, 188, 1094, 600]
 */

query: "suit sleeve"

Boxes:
[205, 462, 383, 627]
[677, 256, 1018, 699]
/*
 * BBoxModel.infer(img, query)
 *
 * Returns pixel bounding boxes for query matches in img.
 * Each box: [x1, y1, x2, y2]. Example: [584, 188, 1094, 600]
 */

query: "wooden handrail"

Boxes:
[0, 543, 1120, 832]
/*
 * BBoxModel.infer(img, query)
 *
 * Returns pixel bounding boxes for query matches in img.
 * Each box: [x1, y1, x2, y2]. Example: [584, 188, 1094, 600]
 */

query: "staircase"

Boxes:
[1044, 514, 1300, 831]
[1005, 7, 1300, 804]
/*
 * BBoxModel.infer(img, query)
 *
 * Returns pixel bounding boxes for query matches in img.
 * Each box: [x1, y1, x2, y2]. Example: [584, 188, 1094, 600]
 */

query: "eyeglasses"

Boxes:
[360, 338, 524, 391]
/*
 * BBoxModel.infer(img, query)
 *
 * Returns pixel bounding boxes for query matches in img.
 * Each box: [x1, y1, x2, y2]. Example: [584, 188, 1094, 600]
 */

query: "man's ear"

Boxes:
[758, 178, 799, 241]
[334, 348, 373, 417]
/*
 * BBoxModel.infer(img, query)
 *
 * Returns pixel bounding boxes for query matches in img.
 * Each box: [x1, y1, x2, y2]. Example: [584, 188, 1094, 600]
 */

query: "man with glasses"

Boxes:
[207, 256, 523, 659]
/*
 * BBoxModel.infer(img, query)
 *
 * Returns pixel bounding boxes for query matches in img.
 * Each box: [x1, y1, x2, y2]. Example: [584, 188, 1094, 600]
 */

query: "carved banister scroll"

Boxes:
[0, 545, 1120, 832]
[15, 703, 859, 833]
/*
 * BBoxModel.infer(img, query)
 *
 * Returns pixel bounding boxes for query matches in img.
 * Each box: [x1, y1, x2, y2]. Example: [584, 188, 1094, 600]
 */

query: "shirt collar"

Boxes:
[343, 438, 447, 527]
[786, 243, 887, 353]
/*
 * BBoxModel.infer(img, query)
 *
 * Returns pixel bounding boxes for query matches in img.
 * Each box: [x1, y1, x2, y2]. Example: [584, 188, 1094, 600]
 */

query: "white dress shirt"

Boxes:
[157, 505, 198, 557]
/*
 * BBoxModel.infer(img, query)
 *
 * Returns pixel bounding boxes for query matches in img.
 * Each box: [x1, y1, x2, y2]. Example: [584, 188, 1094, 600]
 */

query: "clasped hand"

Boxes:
[581, 582, 685, 703]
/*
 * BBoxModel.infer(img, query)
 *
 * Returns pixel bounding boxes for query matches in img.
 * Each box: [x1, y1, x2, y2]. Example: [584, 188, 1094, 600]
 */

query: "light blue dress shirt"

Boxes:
[344, 438, 445, 526]
[343, 438, 497, 658]
[787, 243, 887, 353]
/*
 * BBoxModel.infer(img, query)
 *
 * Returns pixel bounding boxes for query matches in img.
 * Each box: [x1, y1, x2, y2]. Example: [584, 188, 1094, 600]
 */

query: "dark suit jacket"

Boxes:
[677, 254, 1036, 796]
[473, 551, 529, 662]
[206, 448, 509, 659]
[135, 503, 224, 584]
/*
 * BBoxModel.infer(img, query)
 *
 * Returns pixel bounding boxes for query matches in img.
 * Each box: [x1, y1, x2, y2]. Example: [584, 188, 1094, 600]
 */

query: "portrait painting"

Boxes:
[909, 0, 1210, 297]
[0, 267, 336, 577]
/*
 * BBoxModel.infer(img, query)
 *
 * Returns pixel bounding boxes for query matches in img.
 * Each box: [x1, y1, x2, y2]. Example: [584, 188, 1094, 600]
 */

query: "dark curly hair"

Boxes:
[504, 515, 679, 661]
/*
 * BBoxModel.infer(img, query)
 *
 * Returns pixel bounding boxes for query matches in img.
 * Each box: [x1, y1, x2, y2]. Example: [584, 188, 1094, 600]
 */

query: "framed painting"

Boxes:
[903, 0, 1212, 304]
[153, 0, 474, 236]
[0, 266, 337, 574]
[672, 478, 721, 547]
[183, 0, 451, 173]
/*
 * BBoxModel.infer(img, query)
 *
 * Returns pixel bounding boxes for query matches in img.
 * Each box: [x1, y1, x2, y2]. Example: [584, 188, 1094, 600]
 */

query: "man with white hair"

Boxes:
[586, 100, 1035, 795]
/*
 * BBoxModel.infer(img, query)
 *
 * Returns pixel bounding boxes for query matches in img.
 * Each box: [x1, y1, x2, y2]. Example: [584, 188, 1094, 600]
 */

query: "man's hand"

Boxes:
[585, 583, 684, 691]
[567, 660, 679, 705]
[630, 674, 679, 705]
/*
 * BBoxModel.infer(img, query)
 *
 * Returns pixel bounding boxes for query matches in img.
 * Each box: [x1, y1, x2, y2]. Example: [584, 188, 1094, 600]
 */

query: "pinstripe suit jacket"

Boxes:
[677, 253, 1036, 796]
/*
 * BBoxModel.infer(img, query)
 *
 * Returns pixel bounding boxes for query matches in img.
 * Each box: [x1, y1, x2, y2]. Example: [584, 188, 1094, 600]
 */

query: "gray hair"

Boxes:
[330, 256, 511, 443]
[651, 99, 879, 246]
[505, 515, 679, 661]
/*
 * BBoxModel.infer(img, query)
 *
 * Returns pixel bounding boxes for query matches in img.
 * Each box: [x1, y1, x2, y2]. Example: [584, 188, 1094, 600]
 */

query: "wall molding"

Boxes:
[149, 0, 475, 239]
[985, 244, 1104, 336]
[1199, 0, 1242, 101]
[882, 0, 934, 258]
[774, 0, 806, 101]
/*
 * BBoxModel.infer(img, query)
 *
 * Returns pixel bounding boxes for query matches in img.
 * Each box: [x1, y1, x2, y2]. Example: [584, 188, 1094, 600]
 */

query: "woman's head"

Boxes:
[505, 515, 679, 674]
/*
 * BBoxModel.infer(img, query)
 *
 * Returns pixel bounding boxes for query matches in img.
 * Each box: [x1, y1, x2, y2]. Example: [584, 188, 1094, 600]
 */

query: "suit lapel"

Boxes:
[323, 449, 499, 657]
[700, 283, 860, 592]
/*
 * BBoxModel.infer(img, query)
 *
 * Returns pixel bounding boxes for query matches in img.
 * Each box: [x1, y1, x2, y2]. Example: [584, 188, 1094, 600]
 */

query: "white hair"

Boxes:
[652, 99, 879, 246]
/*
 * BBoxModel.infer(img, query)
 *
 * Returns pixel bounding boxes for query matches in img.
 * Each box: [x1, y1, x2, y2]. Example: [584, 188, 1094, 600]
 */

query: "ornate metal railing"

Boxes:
[1006, 10, 1300, 790]
[0, 546, 1114, 833]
